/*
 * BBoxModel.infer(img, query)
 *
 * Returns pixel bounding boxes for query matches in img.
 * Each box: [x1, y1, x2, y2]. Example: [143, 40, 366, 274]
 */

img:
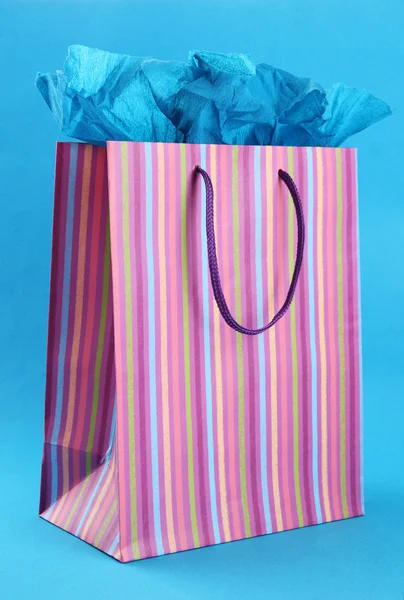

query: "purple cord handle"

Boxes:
[195, 164, 305, 335]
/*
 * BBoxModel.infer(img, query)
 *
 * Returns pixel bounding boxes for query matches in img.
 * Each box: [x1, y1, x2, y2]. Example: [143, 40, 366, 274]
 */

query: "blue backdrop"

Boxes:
[0, 1, 403, 598]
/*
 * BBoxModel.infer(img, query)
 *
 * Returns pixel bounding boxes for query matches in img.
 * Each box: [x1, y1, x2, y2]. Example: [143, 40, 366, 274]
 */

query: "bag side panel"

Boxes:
[40, 144, 119, 557]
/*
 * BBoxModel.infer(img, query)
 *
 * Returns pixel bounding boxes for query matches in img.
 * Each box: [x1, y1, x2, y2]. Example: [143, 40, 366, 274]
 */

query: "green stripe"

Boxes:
[233, 146, 251, 537]
[287, 148, 304, 527]
[86, 224, 111, 474]
[336, 149, 349, 518]
[121, 143, 140, 558]
[180, 145, 200, 548]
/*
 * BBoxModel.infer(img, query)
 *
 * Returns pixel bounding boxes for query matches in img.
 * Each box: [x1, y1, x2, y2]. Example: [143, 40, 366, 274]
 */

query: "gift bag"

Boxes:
[40, 141, 362, 562]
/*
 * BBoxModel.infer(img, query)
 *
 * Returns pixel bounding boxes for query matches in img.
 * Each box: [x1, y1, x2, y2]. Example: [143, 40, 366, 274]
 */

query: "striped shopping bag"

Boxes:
[40, 142, 363, 562]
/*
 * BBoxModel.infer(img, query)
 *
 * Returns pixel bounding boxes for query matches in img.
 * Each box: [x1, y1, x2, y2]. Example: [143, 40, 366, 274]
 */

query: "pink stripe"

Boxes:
[341, 148, 352, 517]
[187, 143, 211, 545]
[206, 144, 222, 541]
[165, 143, 181, 549]
[293, 146, 313, 525]
[151, 143, 169, 552]
[170, 144, 189, 550]
[107, 142, 128, 560]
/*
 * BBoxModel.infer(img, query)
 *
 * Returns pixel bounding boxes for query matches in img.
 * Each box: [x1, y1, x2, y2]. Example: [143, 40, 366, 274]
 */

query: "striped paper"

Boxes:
[40, 141, 363, 562]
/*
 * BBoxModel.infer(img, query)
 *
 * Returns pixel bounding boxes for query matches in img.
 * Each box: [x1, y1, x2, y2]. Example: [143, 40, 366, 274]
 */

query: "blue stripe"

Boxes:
[307, 148, 322, 522]
[200, 144, 220, 543]
[354, 151, 364, 513]
[107, 532, 120, 556]
[75, 403, 117, 536]
[145, 143, 164, 554]
[255, 147, 272, 532]
[49, 143, 78, 510]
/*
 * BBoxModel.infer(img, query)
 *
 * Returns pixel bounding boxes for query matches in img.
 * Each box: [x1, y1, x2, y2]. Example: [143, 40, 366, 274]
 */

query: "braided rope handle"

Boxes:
[195, 164, 305, 335]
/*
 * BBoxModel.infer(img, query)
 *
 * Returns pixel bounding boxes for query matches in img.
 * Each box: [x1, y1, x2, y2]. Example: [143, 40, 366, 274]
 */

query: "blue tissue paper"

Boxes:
[36, 45, 391, 147]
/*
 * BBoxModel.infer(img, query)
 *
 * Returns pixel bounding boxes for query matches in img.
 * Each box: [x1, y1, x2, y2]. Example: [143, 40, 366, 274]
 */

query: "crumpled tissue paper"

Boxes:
[36, 45, 391, 147]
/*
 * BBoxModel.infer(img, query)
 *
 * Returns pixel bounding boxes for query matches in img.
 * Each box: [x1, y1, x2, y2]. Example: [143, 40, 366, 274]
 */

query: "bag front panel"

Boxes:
[107, 141, 362, 562]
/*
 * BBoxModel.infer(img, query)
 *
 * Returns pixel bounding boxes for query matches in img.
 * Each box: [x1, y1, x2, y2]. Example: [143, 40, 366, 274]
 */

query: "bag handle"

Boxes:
[195, 164, 305, 335]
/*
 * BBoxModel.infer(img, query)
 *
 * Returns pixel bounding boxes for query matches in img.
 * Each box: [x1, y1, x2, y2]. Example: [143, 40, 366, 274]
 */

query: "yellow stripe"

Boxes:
[233, 146, 251, 537]
[157, 143, 176, 551]
[266, 148, 283, 531]
[336, 149, 349, 518]
[180, 145, 200, 547]
[287, 148, 304, 527]
[211, 145, 231, 541]
[121, 143, 140, 559]
[316, 148, 331, 521]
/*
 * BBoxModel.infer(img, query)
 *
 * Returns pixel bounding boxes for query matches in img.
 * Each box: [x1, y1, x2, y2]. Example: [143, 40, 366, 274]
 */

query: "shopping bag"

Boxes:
[40, 141, 362, 562]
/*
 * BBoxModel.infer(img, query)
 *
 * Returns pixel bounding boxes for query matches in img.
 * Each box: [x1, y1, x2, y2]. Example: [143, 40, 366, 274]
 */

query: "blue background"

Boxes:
[0, 1, 403, 598]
